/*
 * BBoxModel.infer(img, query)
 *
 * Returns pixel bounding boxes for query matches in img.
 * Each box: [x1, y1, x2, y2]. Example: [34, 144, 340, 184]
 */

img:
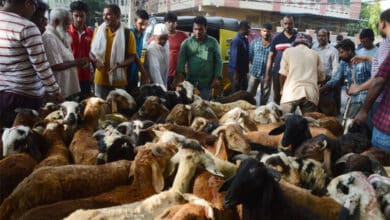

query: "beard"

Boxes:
[55, 24, 72, 47]
[341, 54, 354, 63]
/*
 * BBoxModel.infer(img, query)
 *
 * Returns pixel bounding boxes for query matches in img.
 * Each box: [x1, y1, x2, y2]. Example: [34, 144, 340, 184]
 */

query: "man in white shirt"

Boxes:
[42, 8, 89, 100]
[144, 23, 169, 90]
[279, 33, 325, 114]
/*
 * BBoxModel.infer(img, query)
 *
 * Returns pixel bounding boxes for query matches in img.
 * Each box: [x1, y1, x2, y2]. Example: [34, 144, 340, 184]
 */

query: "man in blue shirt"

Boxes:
[127, 9, 149, 94]
[321, 39, 371, 118]
[246, 23, 272, 105]
[228, 21, 250, 93]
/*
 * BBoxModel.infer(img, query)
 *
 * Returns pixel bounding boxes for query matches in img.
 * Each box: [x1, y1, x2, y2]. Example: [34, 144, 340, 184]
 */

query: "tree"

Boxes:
[82, 0, 107, 27]
[345, 2, 380, 36]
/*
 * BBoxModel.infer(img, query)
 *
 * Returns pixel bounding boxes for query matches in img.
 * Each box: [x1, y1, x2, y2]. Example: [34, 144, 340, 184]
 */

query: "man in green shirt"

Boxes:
[176, 16, 222, 100]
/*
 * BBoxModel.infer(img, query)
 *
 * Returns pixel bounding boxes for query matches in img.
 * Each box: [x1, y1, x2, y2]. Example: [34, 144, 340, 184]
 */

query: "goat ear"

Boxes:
[219, 176, 235, 192]
[26, 135, 42, 161]
[268, 124, 286, 135]
[151, 161, 164, 193]
[323, 148, 332, 177]
[319, 140, 328, 151]
[202, 157, 224, 178]
[167, 152, 180, 176]
[79, 100, 87, 120]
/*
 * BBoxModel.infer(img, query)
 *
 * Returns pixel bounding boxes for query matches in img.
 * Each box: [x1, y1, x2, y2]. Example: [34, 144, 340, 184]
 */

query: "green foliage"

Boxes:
[82, 0, 106, 27]
[345, 2, 380, 36]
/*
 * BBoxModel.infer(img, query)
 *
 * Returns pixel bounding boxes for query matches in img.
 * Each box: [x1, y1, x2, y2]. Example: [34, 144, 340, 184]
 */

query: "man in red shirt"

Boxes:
[165, 12, 188, 90]
[68, 1, 93, 100]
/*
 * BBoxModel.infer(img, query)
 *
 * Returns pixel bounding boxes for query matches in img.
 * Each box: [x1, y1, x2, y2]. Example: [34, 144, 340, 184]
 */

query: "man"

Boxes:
[264, 15, 297, 104]
[144, 24, 169, 89]
[313, 29, 340, 116]
[0, 0, 61, 127]
[68, 1, 94, 100]
[355, 9, 390, 149]
[127, 9, 149, 93]
[164, 12, 188, 90]
[279, 33, 324, 114]
[90, 4, 136, 99]
[357, 29, 378, 58]
[321, 39, 372, 118]
[176, 16, 222, 100]
[246, 23, 272, 105]
[42, 8, 88, 100]
[228, 21, 250, 92]
[30, 1, 48, 34]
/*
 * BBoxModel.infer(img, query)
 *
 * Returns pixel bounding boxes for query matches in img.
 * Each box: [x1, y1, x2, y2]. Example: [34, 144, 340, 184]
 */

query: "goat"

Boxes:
[219, 107, 258, 132]
[132, 96, 170, 123]
[261, 152, 330, 195]
[252, 102, 283, 124]
[106, 88, 137, 117]
[19, 144, 176, 220]
[12, 108, 40, 127]
[191, 116, 219, 134]
[327, 171, 384, 219]
[0, 160, 132, 220]
[361, 147, 390, 166]
[165, 104, 194, 126]
[93, 124, 135, 164]
[219, 158, 325, 220]
[2, 125, 47, 161]
[116, 120, 154, 147]
[136, 84, 170, 109]
[0, 153, 37, 204]
[214, 90, 256, 105]
[65, 139, 223, 219]
[191, 99, 218, 120]
[333, 153, 387, 177]
[209, 100, 256, 118]
[34, 122, 71, 169]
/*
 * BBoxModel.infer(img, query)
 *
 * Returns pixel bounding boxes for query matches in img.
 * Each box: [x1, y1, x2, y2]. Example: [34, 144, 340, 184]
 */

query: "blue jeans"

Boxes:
[198, 85, 211, 100]
[372, 127, 390, 150]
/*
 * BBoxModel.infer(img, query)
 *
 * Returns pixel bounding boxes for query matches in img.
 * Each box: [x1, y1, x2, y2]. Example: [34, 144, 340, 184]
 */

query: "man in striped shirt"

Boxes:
[0, 0, 62, 127]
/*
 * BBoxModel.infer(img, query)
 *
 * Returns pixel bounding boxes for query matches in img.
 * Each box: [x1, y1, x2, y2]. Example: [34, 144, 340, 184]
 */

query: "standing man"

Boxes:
[127, 9, 149, 94]
[42, 8, 88, 100]
[279, 33, 324, 114]
[176, 16, 222, 100]
[90, 4, 136, 99]
[246, 23, 272, 105]
[164, 12, 188, 90]
[356, 29, 377, 58]
[30, 1, 48, 34]
[144, 24, 169, 89]
[264, 15, 297, 104]
[321, 39, 372, 118]
[313, 29, 340, 116]
[0, 0, 62, 127]
[68, 1, 94, 100]
[228, 21, 250, 92]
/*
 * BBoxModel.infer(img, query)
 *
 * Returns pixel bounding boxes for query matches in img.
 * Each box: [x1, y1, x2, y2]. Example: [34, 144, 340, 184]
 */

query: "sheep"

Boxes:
[368, 174, 390, 219]
[214, 90, 256, 105]
[69, 97, 108, 165]
[93, 124, 135, 164]
[19, 144, 176, 220]
[0, 160, 132, 220]
[252, 102, 283, 124]
[261, 152, 330, 195]
[208, 100, 256, 118]
[65, 139, 223, 219]
[132, 96, 170, 123]
[327, 171, 385, 219]
[34, 121, 71, 169]
[106, 88, 137, 117]
[219, 158, 325, 220]
[191, 116, 219, 134]
[0, 153, 37, 204]
[219, 107, 258, 132]
[2, 125, 47, 161]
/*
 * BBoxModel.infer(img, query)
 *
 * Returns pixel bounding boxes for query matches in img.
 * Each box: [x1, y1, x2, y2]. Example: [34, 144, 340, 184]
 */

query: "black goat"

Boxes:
[268, 114, 312, 155]
[219, 158, 324, 220]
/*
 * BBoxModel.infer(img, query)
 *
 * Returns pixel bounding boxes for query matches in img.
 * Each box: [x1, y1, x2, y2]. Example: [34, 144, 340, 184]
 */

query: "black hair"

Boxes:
[283, 15, 295, 22]
[70, 1, 88, 13]
[380, 8, 390, 23]
[262, 23, 272, 30]
[30, 1, 48, 20]
[193, 16, 207, 27]
[104, 4, 121, 16]
[135, 9, 149, 20]
[336, 39, 355, 53]
[336, 34, 344, 41]
[359, 28, 374, 41]
[5, 0, 26, 4]
[239, 20, 250, 29]
[164, 12, 177, 22]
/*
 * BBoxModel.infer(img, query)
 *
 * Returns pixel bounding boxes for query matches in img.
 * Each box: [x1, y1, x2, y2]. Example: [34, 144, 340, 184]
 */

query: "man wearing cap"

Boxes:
[144, 23, 169, 89]
[247, 23, 272, 105]
[279, 33, 324, 114]
[228, 21, 251, 92]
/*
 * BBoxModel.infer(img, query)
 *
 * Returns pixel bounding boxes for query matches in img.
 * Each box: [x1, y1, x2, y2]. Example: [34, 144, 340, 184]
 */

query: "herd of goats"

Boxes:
[0, 81, 389, 220]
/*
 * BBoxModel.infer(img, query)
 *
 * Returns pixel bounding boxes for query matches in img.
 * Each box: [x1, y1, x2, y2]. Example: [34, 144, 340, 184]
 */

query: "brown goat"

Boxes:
[19, 144, 176, 220]
[0, 153, 37, 204]
[0, 160, 132, 220]
[165, 104, 193, 126]
[34, 122, 71, 169]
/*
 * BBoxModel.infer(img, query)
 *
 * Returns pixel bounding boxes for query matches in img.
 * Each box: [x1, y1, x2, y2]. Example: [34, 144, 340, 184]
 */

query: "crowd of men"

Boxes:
[0, 0, 389, 149]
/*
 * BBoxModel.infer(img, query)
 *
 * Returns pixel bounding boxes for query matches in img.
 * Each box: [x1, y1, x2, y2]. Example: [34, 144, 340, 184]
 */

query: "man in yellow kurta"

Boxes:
[90, 4, 136, 99]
